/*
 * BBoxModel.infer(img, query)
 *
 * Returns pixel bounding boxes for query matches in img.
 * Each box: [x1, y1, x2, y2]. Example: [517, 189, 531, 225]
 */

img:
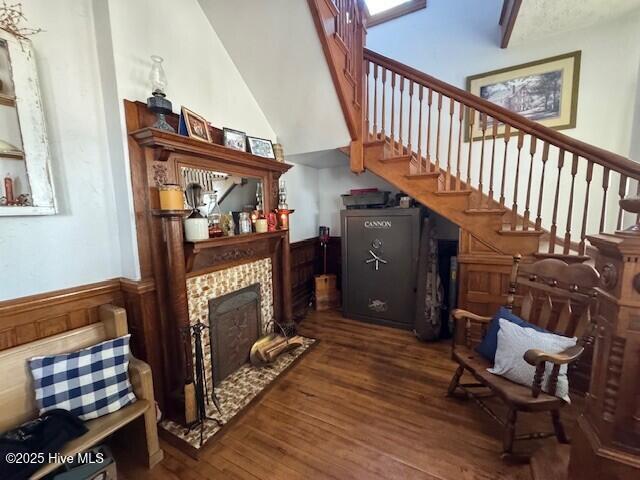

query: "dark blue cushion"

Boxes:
[475, 307, 548, 363]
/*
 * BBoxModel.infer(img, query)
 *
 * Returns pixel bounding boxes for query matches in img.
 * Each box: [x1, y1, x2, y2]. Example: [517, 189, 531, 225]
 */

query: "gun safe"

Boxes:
[341, 208, 421, 329]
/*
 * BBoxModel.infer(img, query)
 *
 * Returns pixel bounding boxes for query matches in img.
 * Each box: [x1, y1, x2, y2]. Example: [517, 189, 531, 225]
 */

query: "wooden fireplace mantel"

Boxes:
[131, 127, 291, 174]
[122, 99, 294, 425]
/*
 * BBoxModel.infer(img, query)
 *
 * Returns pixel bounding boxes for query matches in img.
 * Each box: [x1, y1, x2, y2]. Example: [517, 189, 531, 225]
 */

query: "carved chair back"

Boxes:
[506, 255, 600, 342]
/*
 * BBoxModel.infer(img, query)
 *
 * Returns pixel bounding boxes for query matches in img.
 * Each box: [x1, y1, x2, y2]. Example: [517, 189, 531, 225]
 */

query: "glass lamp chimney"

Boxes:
[149, 55, 167, 97]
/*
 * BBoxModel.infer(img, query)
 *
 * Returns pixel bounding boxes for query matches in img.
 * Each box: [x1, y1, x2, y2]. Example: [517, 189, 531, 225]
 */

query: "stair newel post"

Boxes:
[579, 161, 594, 255]
[563, 153, 580, 254]
[435, 92, 442, 173]
[390, 71, 396, 152]
[488, 118, 498, 204]
[381, 67, 387, 139]
[510, 130, 525, 231]
[398, 76, 405, 152]
[499, 124, 511, 208]
[407, 80, 414, 154]
[466, 107, 475, 188]
[549, 148, 565, 253]
[426, 87, 433, 171]
[535, 141, 550, 231]
[416, 84, 424, 174]
[373, 63, 379, 139]
[599, 167, 610, 232]
[478, 112, 487, 199]
[571, 202, 640, 479]
[456, 101, 464, 191]
[446, 96, 455, 192]
[365, 60, 370, 137]
[616, 174, 628, 229]
[523, 136, 537, 230]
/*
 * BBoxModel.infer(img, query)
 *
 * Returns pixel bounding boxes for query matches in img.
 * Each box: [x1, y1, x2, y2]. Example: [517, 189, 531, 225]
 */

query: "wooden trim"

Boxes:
[130, 128, 291, 174]
[500, 0, 522, 48]
[363, 48, 640, 179]
[0, 279, 124, 350]
[365, 0, 426, 28]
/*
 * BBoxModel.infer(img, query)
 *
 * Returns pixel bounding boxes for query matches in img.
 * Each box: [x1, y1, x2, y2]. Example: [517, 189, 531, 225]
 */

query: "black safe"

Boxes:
[341, 208, 421, 329]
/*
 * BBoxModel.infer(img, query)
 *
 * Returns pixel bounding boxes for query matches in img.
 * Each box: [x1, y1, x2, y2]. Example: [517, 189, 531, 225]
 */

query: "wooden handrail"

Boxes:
[364, 48, 640, 179]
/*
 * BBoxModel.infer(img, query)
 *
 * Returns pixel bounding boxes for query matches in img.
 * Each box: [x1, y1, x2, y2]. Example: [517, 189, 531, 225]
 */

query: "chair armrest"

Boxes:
[452, 309, 492, 347]
[451, 308, 492, 323]
[523, 345, 584, 366]
[129, 355, 154, 401]
[524, 345, 584, 398]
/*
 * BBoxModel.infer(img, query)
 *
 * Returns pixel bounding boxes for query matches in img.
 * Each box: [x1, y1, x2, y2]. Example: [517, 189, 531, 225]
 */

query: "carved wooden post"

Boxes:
[281, 229, 293, 325]
[153, 209, 195, 426]
[571, 196, 640, 479]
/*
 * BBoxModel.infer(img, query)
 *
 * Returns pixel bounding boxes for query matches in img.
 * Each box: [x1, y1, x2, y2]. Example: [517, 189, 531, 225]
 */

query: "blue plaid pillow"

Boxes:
[28, 334, 136, 420]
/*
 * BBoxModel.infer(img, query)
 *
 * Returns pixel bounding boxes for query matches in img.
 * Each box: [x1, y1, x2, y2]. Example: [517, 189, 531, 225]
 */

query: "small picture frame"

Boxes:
[181, 107, 211, 143]
[247, 136, 275, 159]
[223, 127, 247, 151]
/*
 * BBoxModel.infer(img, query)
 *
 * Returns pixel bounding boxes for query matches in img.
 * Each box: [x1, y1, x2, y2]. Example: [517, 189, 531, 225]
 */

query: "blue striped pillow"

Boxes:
[28, 335, 136, 420]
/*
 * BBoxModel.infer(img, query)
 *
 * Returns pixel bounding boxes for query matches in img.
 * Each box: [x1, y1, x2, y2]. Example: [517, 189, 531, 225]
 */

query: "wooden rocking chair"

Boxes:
[447, 254, 599, 457]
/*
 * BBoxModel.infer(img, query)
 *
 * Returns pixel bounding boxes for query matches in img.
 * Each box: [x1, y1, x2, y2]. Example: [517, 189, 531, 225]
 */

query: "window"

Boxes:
[363, 0, 426, 27]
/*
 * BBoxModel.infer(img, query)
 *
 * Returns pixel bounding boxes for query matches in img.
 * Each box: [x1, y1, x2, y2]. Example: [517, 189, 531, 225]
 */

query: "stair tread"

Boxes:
[381, 155, 412, 164]
[465, 208, 507, 215]
[434, 190, 472, 196]
[405, 172, 441, 179]
[498, 228, 544, 236]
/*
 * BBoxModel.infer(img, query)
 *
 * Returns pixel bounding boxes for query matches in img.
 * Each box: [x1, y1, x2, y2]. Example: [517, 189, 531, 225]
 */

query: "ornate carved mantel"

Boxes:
[123, 100, 293, 425]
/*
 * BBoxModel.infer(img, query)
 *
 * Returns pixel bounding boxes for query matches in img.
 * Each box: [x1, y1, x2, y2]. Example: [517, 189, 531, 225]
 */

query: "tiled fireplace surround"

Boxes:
[186, 258, 274, 392]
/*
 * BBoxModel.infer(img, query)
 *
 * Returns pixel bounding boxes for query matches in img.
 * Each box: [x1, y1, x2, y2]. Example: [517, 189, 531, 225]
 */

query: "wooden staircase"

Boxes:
[360, 48, 640, 262]
[312, 0, 640, 317]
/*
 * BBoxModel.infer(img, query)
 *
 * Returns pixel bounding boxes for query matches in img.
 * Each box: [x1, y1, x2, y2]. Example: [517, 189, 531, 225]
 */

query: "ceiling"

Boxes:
[510, 0, 640, 45]
[198, 0, 350, 156]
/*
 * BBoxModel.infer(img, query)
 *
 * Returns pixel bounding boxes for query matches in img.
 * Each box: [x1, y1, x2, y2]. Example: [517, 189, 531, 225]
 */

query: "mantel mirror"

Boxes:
[178, 163, 265, 235]
[0, 29, 55, 216]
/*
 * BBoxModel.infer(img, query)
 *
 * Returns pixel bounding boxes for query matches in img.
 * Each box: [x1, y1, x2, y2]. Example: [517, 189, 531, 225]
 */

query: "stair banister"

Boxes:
[364, 48, 640, 179]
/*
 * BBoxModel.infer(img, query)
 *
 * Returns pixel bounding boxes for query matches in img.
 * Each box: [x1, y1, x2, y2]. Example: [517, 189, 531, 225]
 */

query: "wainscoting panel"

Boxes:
[0, 280, 124, 350]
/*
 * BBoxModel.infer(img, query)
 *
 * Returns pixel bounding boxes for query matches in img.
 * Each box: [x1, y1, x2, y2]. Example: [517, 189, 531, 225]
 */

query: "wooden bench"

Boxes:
[0, 304, 163, 478]
[448, 255, 599, 457]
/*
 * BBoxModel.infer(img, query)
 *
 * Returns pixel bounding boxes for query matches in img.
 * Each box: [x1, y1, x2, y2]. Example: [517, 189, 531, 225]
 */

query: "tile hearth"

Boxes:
[160, 336, 316, 449]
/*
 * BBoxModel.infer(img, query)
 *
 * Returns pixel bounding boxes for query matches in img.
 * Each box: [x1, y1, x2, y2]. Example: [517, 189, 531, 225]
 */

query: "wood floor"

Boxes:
[118, 309, 579, 480]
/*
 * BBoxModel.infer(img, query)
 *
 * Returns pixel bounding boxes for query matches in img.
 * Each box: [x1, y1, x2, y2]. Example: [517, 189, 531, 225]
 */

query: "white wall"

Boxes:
[1, 0, 281, 300]
[281, 161, 320, 242]
[1, 0, 122, 301]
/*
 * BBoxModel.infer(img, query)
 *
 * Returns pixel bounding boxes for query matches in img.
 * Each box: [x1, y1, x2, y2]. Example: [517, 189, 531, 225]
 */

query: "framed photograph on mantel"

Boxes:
[466, 51, 581, 140]
[247, 136, 275, 159]
[223, 127, 247, 152]
[181, 106, 211, 143]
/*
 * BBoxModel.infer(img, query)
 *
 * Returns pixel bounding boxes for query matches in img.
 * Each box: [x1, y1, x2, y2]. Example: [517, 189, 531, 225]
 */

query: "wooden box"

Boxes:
[314, 274, 340, 311]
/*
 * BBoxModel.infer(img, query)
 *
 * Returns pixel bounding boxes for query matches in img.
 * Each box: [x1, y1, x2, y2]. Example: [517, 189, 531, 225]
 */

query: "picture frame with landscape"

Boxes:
[247, 136, 275, 159]
[466, 51, 581, 140]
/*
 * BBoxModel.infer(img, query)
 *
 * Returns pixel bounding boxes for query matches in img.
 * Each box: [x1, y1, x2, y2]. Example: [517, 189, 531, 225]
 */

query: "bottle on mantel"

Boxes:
[207, 191, 223, 238]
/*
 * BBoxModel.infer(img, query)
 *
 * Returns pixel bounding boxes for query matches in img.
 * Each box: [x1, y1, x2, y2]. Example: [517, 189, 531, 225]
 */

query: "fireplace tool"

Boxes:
[182, 322, 223, 446]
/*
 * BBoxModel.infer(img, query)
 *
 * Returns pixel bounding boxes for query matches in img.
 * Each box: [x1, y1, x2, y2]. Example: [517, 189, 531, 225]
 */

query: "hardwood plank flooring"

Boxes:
[118, 309, 579, 479]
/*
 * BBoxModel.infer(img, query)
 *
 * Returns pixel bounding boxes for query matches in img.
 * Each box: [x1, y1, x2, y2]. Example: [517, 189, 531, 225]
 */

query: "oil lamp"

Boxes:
[147, 55, 175, 132]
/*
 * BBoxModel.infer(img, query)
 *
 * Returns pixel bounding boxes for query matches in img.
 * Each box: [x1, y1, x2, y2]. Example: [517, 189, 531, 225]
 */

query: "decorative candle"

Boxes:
[158, 184, 183, 210]
[255, 218, 268, 233]
[4, 174, 14, 205]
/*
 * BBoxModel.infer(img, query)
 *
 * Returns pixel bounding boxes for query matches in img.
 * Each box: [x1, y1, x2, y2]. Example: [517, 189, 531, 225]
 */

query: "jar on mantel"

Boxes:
[238, 212, 252, 234]
[207, 192, 223, 238]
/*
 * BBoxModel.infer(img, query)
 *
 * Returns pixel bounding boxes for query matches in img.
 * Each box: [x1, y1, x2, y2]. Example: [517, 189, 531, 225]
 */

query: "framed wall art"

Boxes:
[466, 51, 581, 140]
[247, 136, 275, 159]
[180, 106, 211, 143]
[0, 29, 56, 216]
[223, 127, 247, 152]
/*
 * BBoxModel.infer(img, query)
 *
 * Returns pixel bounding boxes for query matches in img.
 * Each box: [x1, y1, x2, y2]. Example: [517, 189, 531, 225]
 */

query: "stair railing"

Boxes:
[364, 48, 640, 255]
